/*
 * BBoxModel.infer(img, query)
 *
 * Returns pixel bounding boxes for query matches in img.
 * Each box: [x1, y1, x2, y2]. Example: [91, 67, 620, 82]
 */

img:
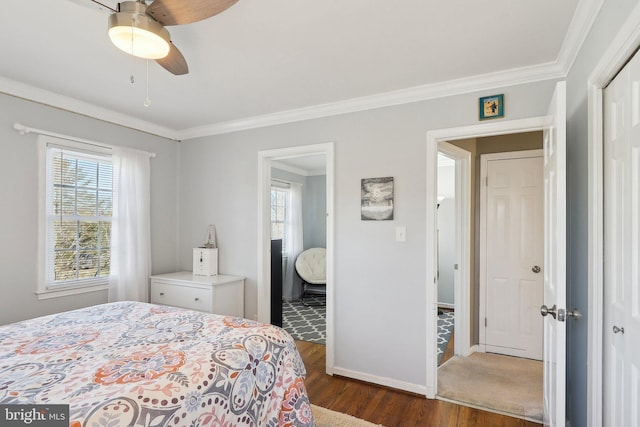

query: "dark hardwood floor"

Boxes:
[297, 340, 542, 427]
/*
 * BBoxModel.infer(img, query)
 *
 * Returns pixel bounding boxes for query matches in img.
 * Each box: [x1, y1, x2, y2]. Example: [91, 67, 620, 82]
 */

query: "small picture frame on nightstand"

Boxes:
[479, 94, 504, 120]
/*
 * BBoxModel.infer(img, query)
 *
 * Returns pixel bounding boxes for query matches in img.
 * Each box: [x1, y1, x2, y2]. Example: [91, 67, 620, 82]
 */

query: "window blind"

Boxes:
[46, 145, 113, 288]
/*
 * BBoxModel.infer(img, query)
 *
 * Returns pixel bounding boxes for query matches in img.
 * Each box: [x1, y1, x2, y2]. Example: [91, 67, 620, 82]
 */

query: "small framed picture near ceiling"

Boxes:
[361, 177, 394, 221]
[479, 94, 504, 120]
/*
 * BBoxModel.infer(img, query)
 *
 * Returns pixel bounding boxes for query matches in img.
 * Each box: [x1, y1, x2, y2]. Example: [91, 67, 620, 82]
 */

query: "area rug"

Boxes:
[283, 298, 326, 344]
[437, 311, 454, 365]
[437, 352, 543, 422]
[312, 405, 383, 427]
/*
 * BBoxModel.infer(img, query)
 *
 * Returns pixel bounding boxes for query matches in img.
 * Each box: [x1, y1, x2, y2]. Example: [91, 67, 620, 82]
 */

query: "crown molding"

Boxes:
[0, 60, 569, 143]
[178, 61, 566, 140]
[271, 161, 309, 177]
[174, 1, 604, 140]
[2, 1, 601, 141]
[271, 160, 326, 177]
[0, 76, 181, 140]
[556, 0, 604, 73]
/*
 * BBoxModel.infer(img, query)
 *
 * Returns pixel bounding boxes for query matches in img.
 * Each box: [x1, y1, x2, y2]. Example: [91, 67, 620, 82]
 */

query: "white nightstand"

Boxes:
[150, 271, 244, 317]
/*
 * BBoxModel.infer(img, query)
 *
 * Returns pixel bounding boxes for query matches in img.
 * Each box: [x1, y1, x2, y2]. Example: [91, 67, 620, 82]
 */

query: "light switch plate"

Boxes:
[396, 226, 406, 242]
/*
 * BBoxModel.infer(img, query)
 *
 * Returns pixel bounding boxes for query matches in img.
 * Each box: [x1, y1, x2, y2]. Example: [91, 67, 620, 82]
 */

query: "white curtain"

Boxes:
[284, 182, 304, 300]
[109, 147, 151, 302]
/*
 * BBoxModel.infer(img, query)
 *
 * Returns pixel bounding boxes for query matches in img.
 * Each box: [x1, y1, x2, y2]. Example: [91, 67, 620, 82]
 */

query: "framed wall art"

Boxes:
[361, 177, 394, 220]
[479, 94, 504, 120]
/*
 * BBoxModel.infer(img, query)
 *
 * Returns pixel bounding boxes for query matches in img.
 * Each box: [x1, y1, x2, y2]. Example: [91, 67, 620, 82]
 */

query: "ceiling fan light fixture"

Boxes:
[108, 5, 170, 59]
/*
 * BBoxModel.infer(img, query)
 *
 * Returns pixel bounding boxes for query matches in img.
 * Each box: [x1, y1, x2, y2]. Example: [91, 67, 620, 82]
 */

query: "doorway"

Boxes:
[436, 152, 457, 365]
[257, 142, 335, 374]
[435, 135, 545, 421]
[436, 144, 472, 363]
[270, 154, 327, 344]
[426, 96, 568, 423]
[432, 83, 568, 425]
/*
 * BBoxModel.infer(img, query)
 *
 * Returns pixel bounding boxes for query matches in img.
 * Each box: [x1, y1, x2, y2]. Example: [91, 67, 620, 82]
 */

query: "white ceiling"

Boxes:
[0, 0, 598, 140]
[272, 154, 326, 176]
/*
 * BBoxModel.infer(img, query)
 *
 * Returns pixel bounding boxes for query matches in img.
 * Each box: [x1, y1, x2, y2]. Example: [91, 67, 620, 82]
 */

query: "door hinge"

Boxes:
[485, 317, 487, 327]
[485, 176, 488, 186]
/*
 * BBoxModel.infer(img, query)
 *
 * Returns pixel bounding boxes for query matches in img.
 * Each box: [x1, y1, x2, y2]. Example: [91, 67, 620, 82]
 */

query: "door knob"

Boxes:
[613, 325, 625, 334]
[532, 265, 541, 273]
[540, 304, 557, 319]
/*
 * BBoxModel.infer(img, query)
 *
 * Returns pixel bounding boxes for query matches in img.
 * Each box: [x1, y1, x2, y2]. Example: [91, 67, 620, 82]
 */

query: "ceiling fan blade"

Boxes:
[156, 42, 189, 75]
[146, 0, 239, 26]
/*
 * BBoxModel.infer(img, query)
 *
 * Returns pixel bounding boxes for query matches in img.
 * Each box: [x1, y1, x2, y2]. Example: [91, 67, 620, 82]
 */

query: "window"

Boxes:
[270, 183, 289, 252]
[39, 137, 112, 296]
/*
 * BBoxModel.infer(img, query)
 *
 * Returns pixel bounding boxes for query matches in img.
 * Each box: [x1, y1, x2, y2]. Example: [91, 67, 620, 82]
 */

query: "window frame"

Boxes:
[37, 136, 112, 299]
[270, 182, 290, 254]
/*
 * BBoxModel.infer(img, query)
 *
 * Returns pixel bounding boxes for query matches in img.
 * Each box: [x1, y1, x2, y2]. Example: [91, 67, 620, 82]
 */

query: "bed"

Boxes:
[0, 301, 314, 426]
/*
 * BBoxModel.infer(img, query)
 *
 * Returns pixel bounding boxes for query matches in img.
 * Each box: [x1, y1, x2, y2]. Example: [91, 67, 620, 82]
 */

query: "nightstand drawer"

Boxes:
[149, 272, 245, 317]
[151, 281, 213, 312]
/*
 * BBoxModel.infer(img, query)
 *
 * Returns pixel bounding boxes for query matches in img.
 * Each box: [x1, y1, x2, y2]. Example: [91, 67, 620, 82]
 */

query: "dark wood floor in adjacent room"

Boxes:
[297, 340, 542, 427]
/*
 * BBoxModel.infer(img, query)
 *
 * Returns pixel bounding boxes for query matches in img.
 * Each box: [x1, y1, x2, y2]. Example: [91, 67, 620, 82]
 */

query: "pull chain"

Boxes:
[144, 59, 151, 107]
[130, 17, 135, 84]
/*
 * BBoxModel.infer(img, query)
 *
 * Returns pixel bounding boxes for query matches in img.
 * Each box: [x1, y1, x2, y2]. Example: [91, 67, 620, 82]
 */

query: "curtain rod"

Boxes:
[13, 123, 157, 158]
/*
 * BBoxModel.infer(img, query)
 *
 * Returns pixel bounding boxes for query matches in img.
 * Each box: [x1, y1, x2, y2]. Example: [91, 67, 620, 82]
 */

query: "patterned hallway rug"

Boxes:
[283, 298, 326, 344]
[284, 303, 450, 350]
[437, 311, 455, 365]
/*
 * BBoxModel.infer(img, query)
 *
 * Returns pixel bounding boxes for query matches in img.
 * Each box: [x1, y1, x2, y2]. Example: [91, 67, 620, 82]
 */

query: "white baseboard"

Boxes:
[454, 343, 479, 358]
[331, 366, 428, 397]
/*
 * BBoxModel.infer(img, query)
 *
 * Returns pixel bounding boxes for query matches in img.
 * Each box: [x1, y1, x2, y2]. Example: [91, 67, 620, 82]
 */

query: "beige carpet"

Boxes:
[437, 352, 543, 422]
[312, 405, 383, 427]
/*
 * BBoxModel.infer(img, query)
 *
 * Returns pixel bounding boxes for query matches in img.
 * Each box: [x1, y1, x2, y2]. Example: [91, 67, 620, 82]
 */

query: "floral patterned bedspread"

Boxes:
[0, 302, 314, 426]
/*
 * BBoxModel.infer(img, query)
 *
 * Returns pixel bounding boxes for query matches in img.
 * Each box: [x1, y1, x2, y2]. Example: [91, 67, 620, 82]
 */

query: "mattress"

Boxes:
[0, 301, 314, 426]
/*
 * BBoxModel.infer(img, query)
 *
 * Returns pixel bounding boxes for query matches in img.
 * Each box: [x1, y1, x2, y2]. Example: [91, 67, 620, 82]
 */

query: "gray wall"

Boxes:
[270, 168, 326, 250]
[437, 197, 455, 306]
[177, 79, 557, 389]
[564, 1, 639, 425]
[437, 162, 455, 306]
[0, 93, 179, 325]
[303, 175, 326, 249]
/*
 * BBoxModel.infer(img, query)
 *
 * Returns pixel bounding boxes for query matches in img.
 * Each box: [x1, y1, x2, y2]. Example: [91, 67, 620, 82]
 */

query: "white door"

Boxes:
[541, 81, 567, 427]
[603, 49, 640, 427]
[481, 152, 544, 360]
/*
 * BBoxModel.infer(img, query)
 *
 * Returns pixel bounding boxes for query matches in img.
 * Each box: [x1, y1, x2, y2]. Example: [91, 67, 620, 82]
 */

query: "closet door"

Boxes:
[603, 47, 640, 427]
[481, 152, 544, 360]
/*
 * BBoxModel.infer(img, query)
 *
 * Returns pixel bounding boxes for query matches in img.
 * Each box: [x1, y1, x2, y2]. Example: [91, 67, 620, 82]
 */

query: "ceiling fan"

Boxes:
[84, 0, 239, 75]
